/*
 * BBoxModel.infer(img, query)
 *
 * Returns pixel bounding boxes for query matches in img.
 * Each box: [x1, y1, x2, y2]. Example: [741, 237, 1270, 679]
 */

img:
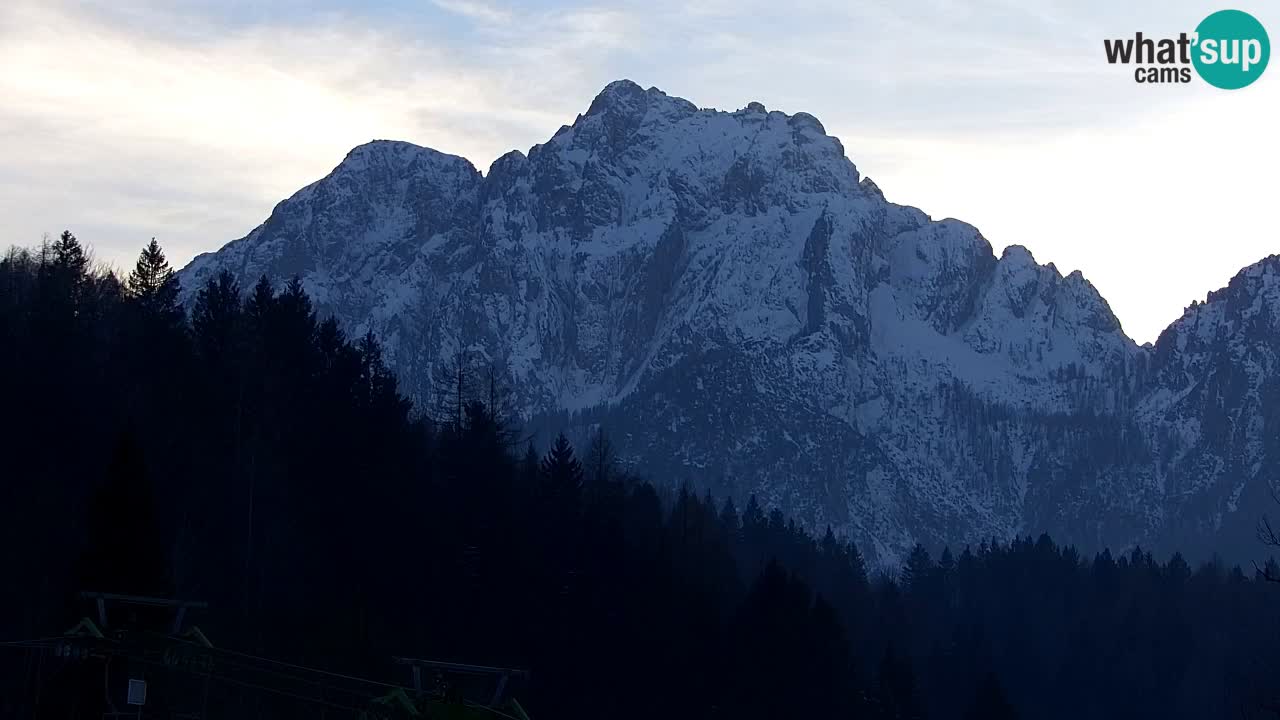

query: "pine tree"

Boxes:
[584, 426, 617, 486]
[193, 270, 242, 360]
[742, 494, 765, 533]
[127, 238, 183, 326]
[939, 547, 955, 573]
[51, 229, 88, 279]
[900, 543, 934, 594]
[247, 274, 275, 326]
[718, 496, 739, 536]
[847, 541, 869, 586]
[671, 484, 698, 544]
[700, 489, 719, 536]
[540, 432, 584, 505]
[358, 330, 399, 409]
[269, 277, 317, 358]
[278, 276, 314, 325]
[1166, 551, 1192, 584]
[822, 525, 840, 557]
[40, 230, 90, 321]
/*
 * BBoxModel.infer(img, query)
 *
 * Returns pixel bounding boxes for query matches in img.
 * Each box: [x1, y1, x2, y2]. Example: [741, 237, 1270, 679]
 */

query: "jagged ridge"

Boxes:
[181, 80, 1280, 565]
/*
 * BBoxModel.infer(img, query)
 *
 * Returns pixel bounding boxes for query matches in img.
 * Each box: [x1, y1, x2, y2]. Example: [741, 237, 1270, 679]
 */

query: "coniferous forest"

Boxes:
[4, 233, 1280, 719]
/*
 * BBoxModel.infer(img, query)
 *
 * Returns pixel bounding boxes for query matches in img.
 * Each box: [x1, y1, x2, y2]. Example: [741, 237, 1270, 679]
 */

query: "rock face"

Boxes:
[180, 80, 1280, 566]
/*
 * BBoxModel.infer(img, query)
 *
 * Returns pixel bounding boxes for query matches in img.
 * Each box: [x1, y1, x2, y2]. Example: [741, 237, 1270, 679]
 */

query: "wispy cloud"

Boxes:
[0, 0, 616, 271]
[430, 0, 513, 26]
[0, 0, 1276, 343]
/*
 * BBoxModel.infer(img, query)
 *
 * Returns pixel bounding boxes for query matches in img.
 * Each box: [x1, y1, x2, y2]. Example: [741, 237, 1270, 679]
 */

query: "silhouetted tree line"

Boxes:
[3, 233, 1280, 719]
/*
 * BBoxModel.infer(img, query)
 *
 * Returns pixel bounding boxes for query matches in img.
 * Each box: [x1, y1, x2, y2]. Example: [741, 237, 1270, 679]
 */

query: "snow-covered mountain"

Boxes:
[180, 80, 1280, 565]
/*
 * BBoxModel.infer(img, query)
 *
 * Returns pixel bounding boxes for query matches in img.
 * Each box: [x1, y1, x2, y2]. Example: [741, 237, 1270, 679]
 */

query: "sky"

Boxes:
[1, 0, 1275, 344]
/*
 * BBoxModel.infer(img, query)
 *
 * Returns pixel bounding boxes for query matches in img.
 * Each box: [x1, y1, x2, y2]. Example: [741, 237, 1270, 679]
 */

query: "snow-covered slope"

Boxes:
[180, 80, 1279, 565]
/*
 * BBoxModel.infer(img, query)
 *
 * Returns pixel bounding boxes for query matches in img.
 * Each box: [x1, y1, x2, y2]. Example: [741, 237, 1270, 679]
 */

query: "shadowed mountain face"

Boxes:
[180, 80, 1280, 565]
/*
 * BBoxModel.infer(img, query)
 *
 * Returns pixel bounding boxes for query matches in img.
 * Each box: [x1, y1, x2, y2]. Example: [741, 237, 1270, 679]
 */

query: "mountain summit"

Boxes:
[180, 81, 1280, 565]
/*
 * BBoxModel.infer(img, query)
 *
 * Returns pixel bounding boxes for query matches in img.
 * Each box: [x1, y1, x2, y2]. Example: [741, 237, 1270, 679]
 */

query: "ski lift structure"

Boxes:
[395, 656, 530, 711]
[2, 591, 533, 720]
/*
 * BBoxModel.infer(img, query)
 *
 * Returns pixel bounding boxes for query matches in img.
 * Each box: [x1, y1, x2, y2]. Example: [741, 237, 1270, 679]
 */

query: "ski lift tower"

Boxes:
[63, 592, 213, 719]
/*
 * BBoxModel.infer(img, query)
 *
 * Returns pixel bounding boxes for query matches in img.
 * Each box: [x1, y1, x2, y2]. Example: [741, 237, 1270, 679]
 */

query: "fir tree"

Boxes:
[540, 432, 584, 504]
[192, 270, 242, 360]
[718, 496, 740, 536]
[5, 232, 1280, 720]
[127, 238, 183, 326]
[247, 274, 275, 326]
[50, 229, 89, 281]
[742, 494, 765, 534]
[584, 426, 617, 486]
[822, 525, 840, 557]
[847, 541, 869, 586]
[40, 230, 91, 321]
[900, 543, 934, 594]
[357, 330, 399, 409]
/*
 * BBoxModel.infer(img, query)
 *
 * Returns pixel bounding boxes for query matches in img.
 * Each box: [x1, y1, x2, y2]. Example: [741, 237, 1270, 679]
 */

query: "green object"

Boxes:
[63, 617, 104, 639]
[1193, 9, 1270, 89]
[370, 688, 422, 717]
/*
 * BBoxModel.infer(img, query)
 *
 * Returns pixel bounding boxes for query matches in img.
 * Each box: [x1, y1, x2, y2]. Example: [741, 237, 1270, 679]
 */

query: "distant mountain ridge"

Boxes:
[180, 80, 1280, 565]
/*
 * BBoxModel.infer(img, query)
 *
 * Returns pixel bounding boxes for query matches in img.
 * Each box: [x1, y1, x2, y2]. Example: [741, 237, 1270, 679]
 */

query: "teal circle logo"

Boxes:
[1192, 9, 1270, 89]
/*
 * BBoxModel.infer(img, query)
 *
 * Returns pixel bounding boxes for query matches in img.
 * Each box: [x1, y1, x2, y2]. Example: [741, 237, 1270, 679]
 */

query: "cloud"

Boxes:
[0, 0, 617, 272]
[430, 0, 513, 26]
[0, 0, 1276, 343]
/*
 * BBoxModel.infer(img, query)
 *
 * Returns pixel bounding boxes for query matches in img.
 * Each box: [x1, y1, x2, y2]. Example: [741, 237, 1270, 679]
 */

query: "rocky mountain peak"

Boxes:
[178, 80, 1279, 566]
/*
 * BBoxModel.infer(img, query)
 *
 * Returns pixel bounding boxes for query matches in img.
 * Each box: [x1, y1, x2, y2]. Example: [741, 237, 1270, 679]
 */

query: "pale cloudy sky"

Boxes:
[1, 0, 1275, 343]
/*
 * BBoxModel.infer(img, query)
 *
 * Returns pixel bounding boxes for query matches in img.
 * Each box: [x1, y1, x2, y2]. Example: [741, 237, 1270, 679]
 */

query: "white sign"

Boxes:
[127, 678, 147, 706]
